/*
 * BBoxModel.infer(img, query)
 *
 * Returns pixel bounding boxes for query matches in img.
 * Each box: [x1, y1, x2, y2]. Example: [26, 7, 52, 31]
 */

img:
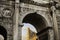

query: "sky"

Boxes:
[22, 23, 37, 33]
[22, 23, 37, 40]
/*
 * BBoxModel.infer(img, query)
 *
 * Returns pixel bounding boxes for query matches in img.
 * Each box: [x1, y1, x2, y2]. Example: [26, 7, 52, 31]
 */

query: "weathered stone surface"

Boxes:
[0, 0, 60, 40]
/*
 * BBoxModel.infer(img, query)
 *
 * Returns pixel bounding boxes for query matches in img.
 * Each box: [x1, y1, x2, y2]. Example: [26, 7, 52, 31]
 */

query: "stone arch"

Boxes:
[0, 25, 7, 40]
[22, 12, 48, 32]
[21, 12, 52, 40]
[20, 11, 52, 27]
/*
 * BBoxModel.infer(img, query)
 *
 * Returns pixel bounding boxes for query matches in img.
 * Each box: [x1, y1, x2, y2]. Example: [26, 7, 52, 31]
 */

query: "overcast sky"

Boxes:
[22, 23, 37, 40]
[22, 23, 37, 33]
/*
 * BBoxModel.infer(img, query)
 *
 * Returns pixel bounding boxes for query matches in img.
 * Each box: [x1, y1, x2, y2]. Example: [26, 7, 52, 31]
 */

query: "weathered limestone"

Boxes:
[48, 29, 54, 40]
[51, 6, 59, 40]
[13, 0, 19, 40]
[0, 0, 60, 40]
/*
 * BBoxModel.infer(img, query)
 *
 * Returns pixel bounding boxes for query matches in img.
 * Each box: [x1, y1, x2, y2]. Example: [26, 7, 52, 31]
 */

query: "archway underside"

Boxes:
[22, 13, 47, 32]
[22, 13, 49, 40]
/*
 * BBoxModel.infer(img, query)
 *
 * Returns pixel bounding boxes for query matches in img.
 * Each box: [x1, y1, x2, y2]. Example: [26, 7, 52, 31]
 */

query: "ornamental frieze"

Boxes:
[0, 7, 14, 18]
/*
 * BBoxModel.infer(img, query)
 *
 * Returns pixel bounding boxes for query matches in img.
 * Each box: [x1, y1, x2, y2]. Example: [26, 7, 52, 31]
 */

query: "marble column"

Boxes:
[51, 6, 59, 40]
[13, 0, 19, 40]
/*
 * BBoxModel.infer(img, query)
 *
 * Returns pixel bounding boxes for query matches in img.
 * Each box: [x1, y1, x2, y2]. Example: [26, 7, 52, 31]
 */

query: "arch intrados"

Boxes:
[22, 12, 47, 32]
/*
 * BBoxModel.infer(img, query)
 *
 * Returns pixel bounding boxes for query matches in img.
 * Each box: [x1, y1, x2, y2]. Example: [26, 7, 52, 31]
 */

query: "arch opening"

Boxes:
[22, 13, 46, 32]
[0, 26, 7, 40]
[22, 13, 49, 40]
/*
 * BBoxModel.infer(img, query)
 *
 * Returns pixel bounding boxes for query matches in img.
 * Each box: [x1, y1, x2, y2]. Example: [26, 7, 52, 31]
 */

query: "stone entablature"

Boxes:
[20, 3, 49, 11]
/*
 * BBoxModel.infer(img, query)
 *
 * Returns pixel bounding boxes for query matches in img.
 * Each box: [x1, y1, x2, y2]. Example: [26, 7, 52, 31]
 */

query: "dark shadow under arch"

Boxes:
[22, 12, 49, 40]
[22, 12, 47, 32]
[0, 26, 7, 40]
